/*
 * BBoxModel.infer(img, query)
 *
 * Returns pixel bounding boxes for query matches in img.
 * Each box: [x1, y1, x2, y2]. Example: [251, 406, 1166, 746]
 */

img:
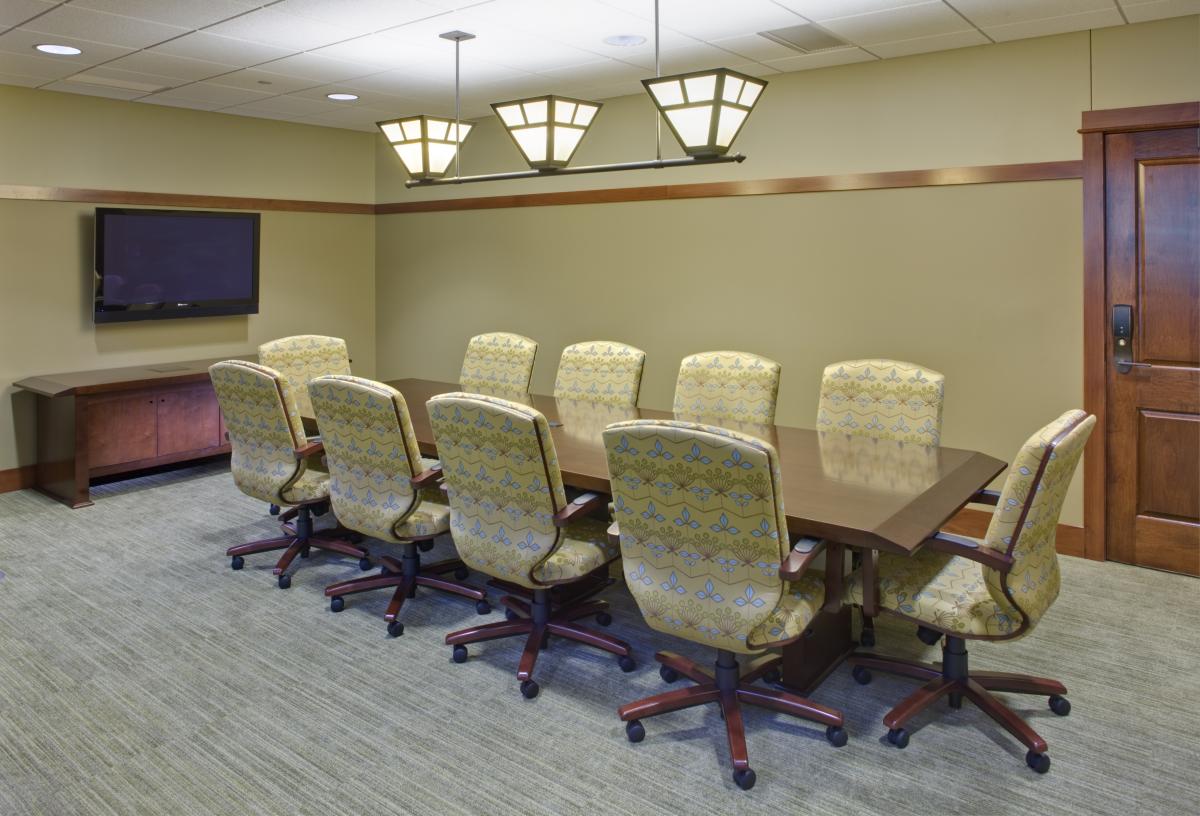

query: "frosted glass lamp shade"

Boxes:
[642, 68, 766, 157]
[491, 95, 602, 169]
[376, 114, 472, 180]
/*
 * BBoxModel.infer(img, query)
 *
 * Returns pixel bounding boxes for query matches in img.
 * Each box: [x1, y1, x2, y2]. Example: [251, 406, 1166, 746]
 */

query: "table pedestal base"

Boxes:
[778, 606, 854, 695]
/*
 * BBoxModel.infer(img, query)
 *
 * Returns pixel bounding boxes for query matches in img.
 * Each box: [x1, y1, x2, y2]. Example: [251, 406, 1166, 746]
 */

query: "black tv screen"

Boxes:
[94, 208, 260, 323]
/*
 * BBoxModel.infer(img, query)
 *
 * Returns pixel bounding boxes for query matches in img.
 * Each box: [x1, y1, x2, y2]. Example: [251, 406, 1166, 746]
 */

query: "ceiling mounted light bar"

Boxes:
[406, 153, 744, 186]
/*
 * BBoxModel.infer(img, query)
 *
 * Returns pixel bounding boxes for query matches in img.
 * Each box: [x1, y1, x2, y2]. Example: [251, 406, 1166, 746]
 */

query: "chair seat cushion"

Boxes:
[394, 487, 451, 539]
[747, 571, 826, 649]
[281, 469, 330, 505]
[532, 515, 620, 585]
[846, 545, 1021, 637]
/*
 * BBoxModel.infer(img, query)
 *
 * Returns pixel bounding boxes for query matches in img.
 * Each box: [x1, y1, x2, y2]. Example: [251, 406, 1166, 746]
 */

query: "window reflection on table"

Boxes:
[817, 431, 939, 493]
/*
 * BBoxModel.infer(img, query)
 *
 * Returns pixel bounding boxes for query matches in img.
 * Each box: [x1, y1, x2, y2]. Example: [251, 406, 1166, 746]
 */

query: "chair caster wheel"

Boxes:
[859, 629, 876, 648]
[1049, 695, 1071, 716]
[277, 574, 291, 590]
[595, 611, 613, 626]
[418, 540, 435, 552]
[230, 556, 244, 571]
[618, 655, 635, 673]
[916, 626, 941, 646]
[387, 621, 404, 638]
[520, 679, 539, 699]
[763, 667, 782, 685]
[475, 600, 491, 615]
[454, 566, 469, 580]
[826, 726, 848, 748]
[505, 608, 519, 621]
[659, 665, 679, 684]
[625, 719, 645, 743]
[733, 768, 756, 791]
[358, 557, 373, 571]
[299, 546, 310, 559]
[948, 692, 963, 709]
[1026, 750, 1051, 774]
[330, 596, 344, 613]
[887, 728, 909, 749]
[269, 504, 280, 516]
[852, 666, 872, 685]
[452, 644, 468, 663]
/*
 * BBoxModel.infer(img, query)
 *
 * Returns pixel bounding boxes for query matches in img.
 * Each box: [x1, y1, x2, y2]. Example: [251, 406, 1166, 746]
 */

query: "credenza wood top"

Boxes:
[14, 356, 255, 398]
[386, 378, 1007, 556]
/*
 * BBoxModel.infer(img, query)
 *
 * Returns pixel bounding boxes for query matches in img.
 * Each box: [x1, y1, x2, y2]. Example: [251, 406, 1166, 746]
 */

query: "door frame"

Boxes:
[1080, 101, 1200, 562]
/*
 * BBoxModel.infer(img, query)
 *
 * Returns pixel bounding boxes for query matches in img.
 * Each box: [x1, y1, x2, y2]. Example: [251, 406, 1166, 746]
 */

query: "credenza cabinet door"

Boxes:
[156, 384, 221, 456]
[86, 393, 159, 468]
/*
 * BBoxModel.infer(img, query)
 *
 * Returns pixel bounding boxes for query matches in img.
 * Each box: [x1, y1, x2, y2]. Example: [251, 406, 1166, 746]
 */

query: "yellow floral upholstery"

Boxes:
[603, 419, 824, 654]
[460, 332, 538, 394]
[553, 340, 646, 407]
[258, 335, 352, 420]
[816, 359, 945, 446]
[308, 375, 449, 543]
[673, 351, 781, 424]
[209, 360, 322, 507]
[428, 392, 614, 589]
[847, 410, 1094, 638]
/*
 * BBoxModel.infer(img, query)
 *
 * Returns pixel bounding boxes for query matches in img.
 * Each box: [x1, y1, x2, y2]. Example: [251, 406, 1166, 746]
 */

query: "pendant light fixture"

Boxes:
[643, 68, 766, 157]
[492, 95, 602, 169]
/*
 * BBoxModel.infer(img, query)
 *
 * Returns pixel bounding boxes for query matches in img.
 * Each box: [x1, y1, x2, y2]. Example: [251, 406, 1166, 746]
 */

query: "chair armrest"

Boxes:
[780, 537, 825, 580]
[924, 531, 1013, 572]
[607, 521, 621, 551]
[410, 464, 443, 488]
[970, 489, 1001, 506]
[294, 440, 323, 460]
[553, 492, 607, 528]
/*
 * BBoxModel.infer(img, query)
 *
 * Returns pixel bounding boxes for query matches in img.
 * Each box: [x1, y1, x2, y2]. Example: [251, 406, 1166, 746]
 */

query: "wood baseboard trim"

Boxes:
[375, 160, 1083, 214]
[0, 184, 374, 215]
[944, 507, 1084, 557]
[0, 465, 35, 494]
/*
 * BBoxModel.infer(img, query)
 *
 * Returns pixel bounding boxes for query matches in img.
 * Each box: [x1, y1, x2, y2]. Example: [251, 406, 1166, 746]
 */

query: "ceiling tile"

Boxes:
[137, 95, 224, 111]
[150, 32, 295, 67]
[225, 94, 348, 116]
[41, 78, 147, 99]
[0, 26, 134, 63]
[761, 46, 877, 72]
[254, 51, 383, 82]
[983, 8, 1126, 41]
[206, 68, 321, 95]
[0, 68, 46, 86]
[308, 32, 445, 70]
[104, 51, 241, 82]
[0, 49, 78, 80]
[0, 0, 56, 29]
[19, 5, 190, 49]
[66, 65, 182, 92]
[272, 0, 453, 34]
[1119, 0, 1200, 23]
[601, 0, 804, 41]
[221, 105, 317, 124]
[144, 81, 275, 108]
[772, 1, 931, 22]
[288, 83, 418, 109]
[818, 2, 975, 46]
[708, 33, 810, 63]
[536, 57, 652, 85]
[870, 29, 989, 58]
[68, 1, 262, 29]
[205, 9, 360, 51]
[952, 1, 1115, 29]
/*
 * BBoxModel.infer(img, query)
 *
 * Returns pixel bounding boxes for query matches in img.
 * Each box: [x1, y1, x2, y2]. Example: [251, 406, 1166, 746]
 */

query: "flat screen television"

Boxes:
[94, 208, 260, 324]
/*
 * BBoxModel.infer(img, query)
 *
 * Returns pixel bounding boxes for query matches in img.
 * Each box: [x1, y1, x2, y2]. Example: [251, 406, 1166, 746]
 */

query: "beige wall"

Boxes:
[0, 86, 376, 472]
[374, 17, 1200, 527]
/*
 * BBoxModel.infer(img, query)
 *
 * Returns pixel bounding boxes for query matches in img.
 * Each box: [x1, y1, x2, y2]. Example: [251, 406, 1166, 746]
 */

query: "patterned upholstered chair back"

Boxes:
[307, 375, 426, 542]
[816, 359, 945, 446]
[673, 351, 782, 424]
[427, 392, 567, 589]
[460, 332, 538, 394]
[603, 420, 792, 654]
[209, 360, 308, 505]
[554, 340, 646, 407]
[981, 410, 1094, 633]
[258, 335, 352, 419]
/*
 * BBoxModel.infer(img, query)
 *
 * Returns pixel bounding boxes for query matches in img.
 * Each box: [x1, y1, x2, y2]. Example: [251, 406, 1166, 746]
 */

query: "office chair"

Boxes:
[845, 410, 1094, 773]
[208, 361, 369, 588]
[673, 351, 781, 424]
[459, 332, 538, 394]
[428, 392, 633, 699]
[258, 334, 352, 424]
[308, 375, 489, 636]
[553, 340, 646, 407]
[603, 419, 846, 791]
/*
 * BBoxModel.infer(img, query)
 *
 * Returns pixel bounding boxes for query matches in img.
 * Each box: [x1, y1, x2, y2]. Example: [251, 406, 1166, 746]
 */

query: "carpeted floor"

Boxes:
[0, 462, 1196, 815]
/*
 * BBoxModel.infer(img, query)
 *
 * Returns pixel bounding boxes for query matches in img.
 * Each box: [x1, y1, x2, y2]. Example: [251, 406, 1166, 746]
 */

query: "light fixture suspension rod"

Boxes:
[405, 153, 745, 187]
[454, 36, 461, 179]
[654, 0, 661, 161]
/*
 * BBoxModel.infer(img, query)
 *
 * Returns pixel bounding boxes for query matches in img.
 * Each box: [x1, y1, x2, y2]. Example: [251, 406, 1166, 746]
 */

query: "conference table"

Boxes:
[387, 378, 1007, 693]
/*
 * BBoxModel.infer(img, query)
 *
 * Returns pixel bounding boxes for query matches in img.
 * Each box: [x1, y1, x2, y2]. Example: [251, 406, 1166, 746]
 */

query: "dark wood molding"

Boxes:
[1080, 101, 1200, 134]
[943, 507, 1084, 558]
[0, 465, 35, 494]
[375, 160, 1083, 214]
[0, 184, 373, 215]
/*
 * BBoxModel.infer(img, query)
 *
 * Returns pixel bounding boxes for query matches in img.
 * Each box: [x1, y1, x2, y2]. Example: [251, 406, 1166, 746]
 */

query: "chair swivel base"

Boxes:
[445, 588, 633, 699]
[227, 502, 369, 589]
[325, 540, 487, 636]
[618, 649, 846, 790]
[849, 635, 1071, 773]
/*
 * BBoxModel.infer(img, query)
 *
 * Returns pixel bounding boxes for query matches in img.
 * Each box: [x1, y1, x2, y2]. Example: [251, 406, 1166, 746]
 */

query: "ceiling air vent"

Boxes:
[66, 72, 171, 93]
[758, 24, 848, 54]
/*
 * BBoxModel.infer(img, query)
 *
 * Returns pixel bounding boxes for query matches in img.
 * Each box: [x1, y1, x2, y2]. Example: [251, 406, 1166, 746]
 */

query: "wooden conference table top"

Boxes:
[386, 378, 1007, 557]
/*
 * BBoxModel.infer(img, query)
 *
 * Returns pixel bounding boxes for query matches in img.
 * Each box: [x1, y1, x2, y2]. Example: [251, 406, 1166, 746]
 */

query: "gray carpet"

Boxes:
[0, 462, 1196, 816]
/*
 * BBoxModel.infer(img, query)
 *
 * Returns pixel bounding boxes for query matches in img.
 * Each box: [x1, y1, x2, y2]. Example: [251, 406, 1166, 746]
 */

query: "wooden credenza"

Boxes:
[14, 357, 249, 508]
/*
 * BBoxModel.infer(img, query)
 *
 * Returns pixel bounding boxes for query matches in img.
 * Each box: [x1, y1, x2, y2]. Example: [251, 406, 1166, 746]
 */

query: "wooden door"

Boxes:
[85, 392, 158, 469]
[1104, 126, 1200, 575]
[156, 384, 221, 457]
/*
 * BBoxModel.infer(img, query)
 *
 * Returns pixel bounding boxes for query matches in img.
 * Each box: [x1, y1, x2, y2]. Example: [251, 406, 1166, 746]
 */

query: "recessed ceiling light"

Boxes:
[326, 92, 358, 101]
[603, 34, 645, 47]
[35, 44, 82, 56]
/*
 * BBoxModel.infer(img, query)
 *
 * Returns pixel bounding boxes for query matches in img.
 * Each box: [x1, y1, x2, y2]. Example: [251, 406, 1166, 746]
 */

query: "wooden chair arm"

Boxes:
[553, 492, 607, 528]
[780, 537, 825, 580]
[410, 464, 443, 488]
[971, 489, 1001, 506]
[294, 440, 323, 460]
[924, 531, 1013, 572]
[607, 521, 621, 551]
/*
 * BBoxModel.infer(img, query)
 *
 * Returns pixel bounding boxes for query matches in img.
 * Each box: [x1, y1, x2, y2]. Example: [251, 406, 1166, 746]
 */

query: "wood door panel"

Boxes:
[156, 384, 221, 456]
[1138, 160, 1199, 365]
[85, 393, 158, 469]
[1137, 410, 1200, 521]
[1133, 516, 1200, 575]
